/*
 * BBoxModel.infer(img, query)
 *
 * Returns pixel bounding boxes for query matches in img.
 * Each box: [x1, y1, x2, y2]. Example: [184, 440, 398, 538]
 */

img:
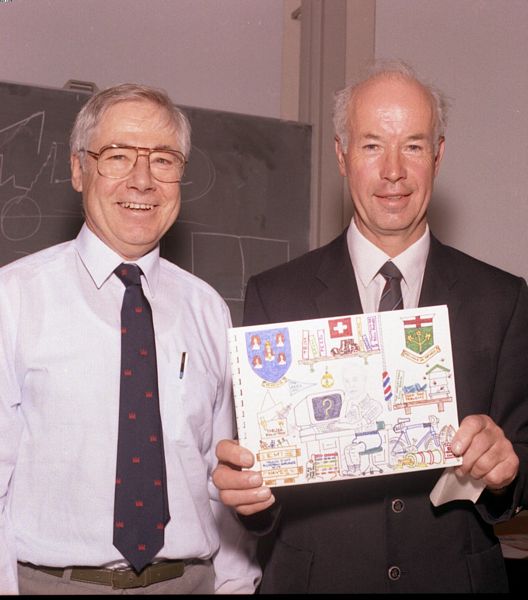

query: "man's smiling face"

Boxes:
[335, 75, 445, 254]
[71, 99, 182, 260]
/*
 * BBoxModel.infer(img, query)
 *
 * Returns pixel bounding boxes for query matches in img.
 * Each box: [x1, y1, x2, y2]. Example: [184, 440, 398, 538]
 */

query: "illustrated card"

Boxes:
[228, 305, 462, 487]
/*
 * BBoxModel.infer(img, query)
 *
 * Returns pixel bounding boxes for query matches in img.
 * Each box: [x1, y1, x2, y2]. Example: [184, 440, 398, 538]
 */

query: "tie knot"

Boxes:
[379, 261, 402, 282]
[114, 263, 142, 288]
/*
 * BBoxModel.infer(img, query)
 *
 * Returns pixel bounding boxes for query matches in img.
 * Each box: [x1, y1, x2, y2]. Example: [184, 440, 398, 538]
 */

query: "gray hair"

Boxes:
[333, 59, 449, 152]
[70, 83, 191, 160]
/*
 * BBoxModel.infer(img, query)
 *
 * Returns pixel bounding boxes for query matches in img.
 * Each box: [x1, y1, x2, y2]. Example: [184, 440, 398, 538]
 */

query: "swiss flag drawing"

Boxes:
[328, 317, 352, 338]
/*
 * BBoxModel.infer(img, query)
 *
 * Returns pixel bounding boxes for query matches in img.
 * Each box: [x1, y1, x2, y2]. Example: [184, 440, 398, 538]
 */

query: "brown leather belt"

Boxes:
[23, 559, 186, 589]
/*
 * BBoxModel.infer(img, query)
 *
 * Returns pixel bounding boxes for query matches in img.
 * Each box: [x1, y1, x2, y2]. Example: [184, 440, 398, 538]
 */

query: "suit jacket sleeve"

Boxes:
[475, 277, 528, 521]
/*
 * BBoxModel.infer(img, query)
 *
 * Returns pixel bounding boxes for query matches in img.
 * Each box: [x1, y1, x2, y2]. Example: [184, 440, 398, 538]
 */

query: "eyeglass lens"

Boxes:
[97, 147, 185, 182]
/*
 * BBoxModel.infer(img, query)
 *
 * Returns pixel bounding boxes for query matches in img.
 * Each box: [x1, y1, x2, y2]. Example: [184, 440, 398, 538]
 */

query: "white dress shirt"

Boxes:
[0, 224, 261, 594]
[346, 219, 430, 313]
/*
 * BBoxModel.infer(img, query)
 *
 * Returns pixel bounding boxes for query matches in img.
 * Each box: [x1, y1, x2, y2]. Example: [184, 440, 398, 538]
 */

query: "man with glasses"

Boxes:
[0, 83, 260, 594]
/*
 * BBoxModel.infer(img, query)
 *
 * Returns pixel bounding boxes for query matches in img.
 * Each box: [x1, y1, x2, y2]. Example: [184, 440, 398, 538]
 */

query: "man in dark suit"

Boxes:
[213, 60, 528, 593]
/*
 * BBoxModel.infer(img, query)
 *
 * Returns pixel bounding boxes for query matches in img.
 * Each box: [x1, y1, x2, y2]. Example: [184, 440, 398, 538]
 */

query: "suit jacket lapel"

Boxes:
[308, 231, 461, 323]
[313, 230, 363, 317]
[419, 234, 462, 326]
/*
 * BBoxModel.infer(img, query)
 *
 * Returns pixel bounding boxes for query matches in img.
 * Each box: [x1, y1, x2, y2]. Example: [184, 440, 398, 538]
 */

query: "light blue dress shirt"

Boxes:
[0, 224, 260, 594]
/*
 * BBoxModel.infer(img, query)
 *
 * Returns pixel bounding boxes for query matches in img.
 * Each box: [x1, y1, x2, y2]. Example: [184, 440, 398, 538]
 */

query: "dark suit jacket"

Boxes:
[242, 230, 528, 594]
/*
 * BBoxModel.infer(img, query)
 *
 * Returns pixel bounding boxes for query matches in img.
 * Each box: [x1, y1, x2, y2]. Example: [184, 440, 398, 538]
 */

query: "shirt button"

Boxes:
[388, 566, 401, 581]
[391, 498, 405, 513]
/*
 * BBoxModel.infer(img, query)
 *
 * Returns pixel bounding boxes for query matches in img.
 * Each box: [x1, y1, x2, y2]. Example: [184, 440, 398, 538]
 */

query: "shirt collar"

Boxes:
[347, 219, 430, 288]
[74, 223, 161, 296]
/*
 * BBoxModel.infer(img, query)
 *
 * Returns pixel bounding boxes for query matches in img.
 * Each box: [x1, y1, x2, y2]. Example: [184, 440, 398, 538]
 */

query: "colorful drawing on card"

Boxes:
[229, 305, 462, 488]
[246, 328, 292, 384]
[401, 314, 440, 363]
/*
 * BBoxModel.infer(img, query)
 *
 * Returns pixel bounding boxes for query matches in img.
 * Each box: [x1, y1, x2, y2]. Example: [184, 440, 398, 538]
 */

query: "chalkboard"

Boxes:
[0, 81, 311, 325]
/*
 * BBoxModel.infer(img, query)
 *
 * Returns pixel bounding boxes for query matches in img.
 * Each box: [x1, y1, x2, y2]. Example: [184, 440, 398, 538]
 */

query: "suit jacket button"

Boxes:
[388, 566, 401, 581]
[391, 498, 405, 513]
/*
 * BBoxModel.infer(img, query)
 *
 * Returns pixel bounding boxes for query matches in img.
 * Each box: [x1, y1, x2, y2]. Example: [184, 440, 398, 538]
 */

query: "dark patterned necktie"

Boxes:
[378, 261, 404, 312]
[113, 263, 170, 573]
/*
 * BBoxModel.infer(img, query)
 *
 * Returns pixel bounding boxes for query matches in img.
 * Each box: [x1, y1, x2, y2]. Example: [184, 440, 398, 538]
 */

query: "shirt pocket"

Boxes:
[161, 355, 217, 452]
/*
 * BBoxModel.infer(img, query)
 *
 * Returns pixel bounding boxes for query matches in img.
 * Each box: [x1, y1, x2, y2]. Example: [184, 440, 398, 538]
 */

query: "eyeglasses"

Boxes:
[83, 144, 187, 183]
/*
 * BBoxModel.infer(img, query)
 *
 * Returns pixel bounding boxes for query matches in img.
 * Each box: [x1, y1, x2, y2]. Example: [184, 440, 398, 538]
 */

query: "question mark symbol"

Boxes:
[322, 397, 333, 419]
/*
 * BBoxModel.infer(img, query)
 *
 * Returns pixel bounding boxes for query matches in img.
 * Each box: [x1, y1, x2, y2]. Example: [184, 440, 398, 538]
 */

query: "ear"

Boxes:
[335, 136, 347, 177]
[70, 153, 83, 192]
[433, 137, 445, 177]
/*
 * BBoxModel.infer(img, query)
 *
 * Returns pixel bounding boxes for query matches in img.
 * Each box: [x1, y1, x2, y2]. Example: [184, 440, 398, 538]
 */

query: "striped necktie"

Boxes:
[378, 261, 404, 312]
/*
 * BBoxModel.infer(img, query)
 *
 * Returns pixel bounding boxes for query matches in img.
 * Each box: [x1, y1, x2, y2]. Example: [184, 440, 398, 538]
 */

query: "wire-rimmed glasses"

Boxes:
[83, 144, 186, 183]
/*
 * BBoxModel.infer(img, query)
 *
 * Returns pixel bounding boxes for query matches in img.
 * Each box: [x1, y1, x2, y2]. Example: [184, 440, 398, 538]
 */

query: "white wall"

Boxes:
[0, 0, 283, 118]
[2, 0, 527, 283]
[375, 0, 528, 282]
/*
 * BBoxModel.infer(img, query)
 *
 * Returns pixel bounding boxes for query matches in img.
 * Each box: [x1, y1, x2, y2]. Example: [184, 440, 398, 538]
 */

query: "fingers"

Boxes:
[452, 414, 519, 489]
[212, 439, 276, 516]
[451, 414, 492, 457]
[213, 460, 262, 490]
[230, 495, 276, 517]
[216, 469, 276, 516]
[215, 438, 255, 469]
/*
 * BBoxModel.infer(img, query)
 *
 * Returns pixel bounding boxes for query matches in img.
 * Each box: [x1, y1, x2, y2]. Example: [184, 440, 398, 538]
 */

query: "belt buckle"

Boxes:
[110, 566, 146, 589]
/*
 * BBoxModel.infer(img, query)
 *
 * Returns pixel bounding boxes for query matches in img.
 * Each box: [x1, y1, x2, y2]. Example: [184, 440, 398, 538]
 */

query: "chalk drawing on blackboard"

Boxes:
[180, 144, 217, 203]
[191, 232, 289, 302]
[0, 103, 84, 263]
[1, 114, 81, 244]
[0, 113, 44, 159]
[3, 114, 44, 182]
